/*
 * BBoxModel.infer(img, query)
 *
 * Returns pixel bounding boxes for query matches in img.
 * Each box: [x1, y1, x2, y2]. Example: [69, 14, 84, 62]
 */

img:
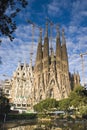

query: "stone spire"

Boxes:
[36, 28, 42, 62]
[43, 22, 49, 69]
[45, 22, 48, 38]
[35, 28, 43, 72]
[23, 60, 27, 72]
[18, 60, 21, 71]
[43, 22, 49, 58]
[38, 28, 42, 43]
[56, 25, 61, 59]
[61, 29, 68, 62]
[62, 28, 66, 45]
[57, 25, 60, 38]
[73, 71, 80, 87]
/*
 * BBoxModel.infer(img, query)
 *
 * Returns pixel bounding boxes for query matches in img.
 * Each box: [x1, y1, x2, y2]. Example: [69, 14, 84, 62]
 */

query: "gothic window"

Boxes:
[40, 95, 42, 100]
[50, 79, 55, 86]
[22, 104, 26, 107]
[21, 65, 23, 70]
[6, 90, 9, 94]
[31, 80, 32, 83]
[17, 104, 21, 107]
[27, 104, 30, 107]
[50, 88, 53, 98]
[23, 73, 25, 76]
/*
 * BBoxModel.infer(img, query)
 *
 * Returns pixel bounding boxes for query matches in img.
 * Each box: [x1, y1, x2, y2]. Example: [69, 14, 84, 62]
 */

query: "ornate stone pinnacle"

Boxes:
[56, 24, 60, 38]
[38, 27, 42, 43]
[45, 22, 48, 37]
[62, 28, 65, 35]
[62, 28, 66, 44]
[40, 28, 42, 37]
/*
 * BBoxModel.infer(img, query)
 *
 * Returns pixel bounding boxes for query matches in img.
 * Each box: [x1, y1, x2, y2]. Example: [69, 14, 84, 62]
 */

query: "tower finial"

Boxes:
[50, 22, 53, 55]
[38, 28, 42, 43]
[24, 59, 26, 67]
[62, 28, 65, 35]
[56, 24, 60, 38]
[45, 22, 48, 37]
[18, 60, 21, 66]
[62, 28, 66, 44]
[18, 60, 21, 70]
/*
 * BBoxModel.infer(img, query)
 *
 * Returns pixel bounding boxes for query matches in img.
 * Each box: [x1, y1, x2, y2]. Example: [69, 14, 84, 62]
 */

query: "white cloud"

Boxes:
[70, 0, 87, 25]
[47, 0, 70, 17]
[65, 25, 87, 84]
[47, 2, 60, 16]
[81, 11, 87, 16]
[0, 24, 39, 80]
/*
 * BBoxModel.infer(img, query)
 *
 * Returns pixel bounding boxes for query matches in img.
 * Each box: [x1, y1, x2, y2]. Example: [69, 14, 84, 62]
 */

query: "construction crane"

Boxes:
[27, 20, 35, 65]
[46, 17, 53, 54]
[80, 52, 87, 86]
[27, 19, 42, 65]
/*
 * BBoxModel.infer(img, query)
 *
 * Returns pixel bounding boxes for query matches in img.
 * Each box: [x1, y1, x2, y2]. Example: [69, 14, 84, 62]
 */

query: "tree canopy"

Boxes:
[0, 0, 28, 41]
[58, 98, 70, 111]
[34, 98, 58, 112]
[69, 86, 87, 107]
[0, 90, 10, 115]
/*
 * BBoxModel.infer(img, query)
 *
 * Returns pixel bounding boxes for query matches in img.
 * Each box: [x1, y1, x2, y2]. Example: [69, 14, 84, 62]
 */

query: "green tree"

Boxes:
[79, 105, 87, 115]
[0, 0, 28, 41]
[58, 98, 70, 111]
[0, 96, 10, 114]
[69, 86, 87, 108]
[33, 98, 58, 112]
[0, 89, 10, 115]
[68, 85, 87, 116]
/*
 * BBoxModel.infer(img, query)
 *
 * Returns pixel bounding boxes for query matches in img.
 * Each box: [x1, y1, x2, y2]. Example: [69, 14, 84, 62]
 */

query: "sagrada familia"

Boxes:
[10, 23, 80, 110]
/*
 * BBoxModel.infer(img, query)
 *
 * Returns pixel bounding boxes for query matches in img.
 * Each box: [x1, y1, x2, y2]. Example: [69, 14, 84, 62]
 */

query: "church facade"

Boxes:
[10, 24, 80, 110]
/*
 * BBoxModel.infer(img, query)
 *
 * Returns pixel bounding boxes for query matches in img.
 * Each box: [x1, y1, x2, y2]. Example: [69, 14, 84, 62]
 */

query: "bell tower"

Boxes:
[35, 28, 43, 73]
[61, 29, 68, 63]
[56, 25, 61, 60]
[43, 22, 49, 69]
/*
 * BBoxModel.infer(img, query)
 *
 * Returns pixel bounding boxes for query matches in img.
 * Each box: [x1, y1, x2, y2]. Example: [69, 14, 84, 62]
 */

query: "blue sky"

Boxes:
[0, 0, 87, 85]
